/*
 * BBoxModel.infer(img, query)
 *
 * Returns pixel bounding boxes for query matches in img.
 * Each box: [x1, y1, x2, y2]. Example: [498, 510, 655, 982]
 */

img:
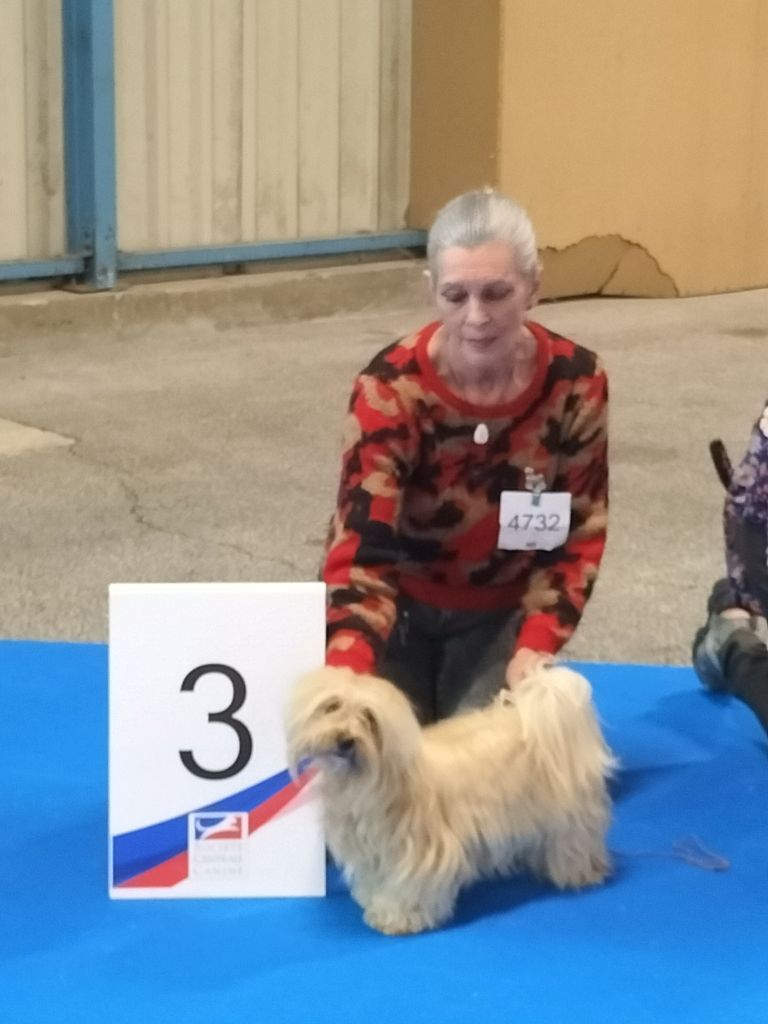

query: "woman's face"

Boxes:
[432, 241, 539, 356]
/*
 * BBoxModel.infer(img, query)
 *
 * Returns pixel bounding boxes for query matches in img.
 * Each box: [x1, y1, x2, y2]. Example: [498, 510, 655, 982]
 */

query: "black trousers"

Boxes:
[720, 631, 768, 738]
[379, 595, 522, 724]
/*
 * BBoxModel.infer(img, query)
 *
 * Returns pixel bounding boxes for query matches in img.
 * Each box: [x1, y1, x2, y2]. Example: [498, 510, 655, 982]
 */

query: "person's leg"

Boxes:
[717, 631, 768, 739]
[378, 597, 439, 724]
[432, 608, 522, 719]
[692, 578, 757, 690]
[693, 578, 768, 739]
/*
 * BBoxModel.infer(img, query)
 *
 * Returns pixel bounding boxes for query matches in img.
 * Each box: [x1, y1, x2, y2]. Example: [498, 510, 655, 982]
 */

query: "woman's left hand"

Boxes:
[505, 647, 554, 689]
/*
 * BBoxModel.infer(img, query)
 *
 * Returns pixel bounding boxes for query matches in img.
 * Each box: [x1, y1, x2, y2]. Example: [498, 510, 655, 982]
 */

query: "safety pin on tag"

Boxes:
[524, 467, 546, 507]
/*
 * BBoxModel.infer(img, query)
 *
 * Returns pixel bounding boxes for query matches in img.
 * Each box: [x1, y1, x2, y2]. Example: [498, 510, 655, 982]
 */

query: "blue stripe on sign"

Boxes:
[111, 769, 293, 885]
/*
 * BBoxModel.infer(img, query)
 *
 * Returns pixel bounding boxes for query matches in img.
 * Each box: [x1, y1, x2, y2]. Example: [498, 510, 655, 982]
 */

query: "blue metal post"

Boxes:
[62, 0, 117, 289]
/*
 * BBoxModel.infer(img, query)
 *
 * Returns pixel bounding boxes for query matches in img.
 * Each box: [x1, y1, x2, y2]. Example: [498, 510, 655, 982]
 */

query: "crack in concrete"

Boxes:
[116, 477, 299, 567]
[66, 442, 302, 573]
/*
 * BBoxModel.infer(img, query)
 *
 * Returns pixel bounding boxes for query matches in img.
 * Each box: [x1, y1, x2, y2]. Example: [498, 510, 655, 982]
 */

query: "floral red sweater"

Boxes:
[323, 320, 608, 674]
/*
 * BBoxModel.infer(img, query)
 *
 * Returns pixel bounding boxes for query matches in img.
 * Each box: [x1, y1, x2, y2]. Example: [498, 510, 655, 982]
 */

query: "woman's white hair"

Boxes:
[427, 188, 540, 280]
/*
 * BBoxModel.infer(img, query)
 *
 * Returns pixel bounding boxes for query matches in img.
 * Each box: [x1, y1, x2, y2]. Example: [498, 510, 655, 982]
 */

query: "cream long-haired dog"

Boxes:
[285, 664, 615, 936]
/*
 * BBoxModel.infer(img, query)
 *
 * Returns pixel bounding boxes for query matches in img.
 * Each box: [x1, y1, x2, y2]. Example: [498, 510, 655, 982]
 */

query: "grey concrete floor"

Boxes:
[1, 271, 766, 665]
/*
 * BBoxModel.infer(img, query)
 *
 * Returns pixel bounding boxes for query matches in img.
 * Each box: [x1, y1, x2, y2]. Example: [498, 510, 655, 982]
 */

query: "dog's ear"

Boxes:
[361, 707, 382, 752]
[284, 728, 306, 779]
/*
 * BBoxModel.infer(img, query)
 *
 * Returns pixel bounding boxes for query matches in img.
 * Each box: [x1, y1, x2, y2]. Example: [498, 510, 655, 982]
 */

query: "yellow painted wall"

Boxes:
[410, 0, 768, 297]
[409, 0, 500, 227]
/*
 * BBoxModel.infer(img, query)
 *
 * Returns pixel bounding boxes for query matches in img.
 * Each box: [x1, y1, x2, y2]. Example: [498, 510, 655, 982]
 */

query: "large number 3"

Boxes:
[179, 663, 253, 780]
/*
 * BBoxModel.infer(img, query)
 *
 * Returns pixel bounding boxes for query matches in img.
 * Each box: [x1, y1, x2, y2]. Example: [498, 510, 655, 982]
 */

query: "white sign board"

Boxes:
[109, 581, 326, 899]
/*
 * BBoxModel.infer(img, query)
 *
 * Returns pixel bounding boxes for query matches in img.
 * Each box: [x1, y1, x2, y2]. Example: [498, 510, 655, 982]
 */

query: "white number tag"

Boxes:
[497, 491, 572, 551]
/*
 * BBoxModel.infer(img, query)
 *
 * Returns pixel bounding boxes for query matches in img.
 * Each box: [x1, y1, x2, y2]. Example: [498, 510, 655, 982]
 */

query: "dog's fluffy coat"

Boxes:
[285, 664, 615, 935]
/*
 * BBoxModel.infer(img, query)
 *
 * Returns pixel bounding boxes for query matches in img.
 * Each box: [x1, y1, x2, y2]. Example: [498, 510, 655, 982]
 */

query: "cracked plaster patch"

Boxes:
[0, 418, 74, 457]
[540, 235, 679, 300]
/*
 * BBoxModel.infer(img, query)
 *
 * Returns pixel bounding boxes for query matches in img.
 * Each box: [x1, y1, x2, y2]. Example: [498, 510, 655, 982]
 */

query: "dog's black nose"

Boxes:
[336, 736, 356, 757]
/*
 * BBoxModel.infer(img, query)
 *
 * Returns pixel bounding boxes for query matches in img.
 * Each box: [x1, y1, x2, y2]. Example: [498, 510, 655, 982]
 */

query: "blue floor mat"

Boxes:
[1, 640, 766, 1024]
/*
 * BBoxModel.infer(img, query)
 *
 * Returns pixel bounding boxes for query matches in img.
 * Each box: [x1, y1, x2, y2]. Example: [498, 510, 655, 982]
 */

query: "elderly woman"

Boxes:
[322, 189, 608, 723]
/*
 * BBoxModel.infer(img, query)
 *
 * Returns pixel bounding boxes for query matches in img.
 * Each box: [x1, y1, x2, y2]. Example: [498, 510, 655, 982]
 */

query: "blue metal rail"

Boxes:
[116, 232, 427, 272]
[0, 256, 85, 282]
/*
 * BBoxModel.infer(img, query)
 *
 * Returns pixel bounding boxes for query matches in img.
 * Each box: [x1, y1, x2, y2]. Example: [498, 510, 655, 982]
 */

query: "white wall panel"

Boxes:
[115, 0, 412, 251]
[0, 0, 65, 261]
[339, 0, 381, 233]
[166, 0, 214, 248]
[378, 0, 412, 230]
[115, 0, 153, 246]
[253, 0, 299, 240]
[212, 0, 245, 243]
[297, 0, 341, 237]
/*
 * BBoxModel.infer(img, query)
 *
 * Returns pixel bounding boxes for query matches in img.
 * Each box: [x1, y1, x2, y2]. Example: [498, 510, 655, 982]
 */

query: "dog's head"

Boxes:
[285, 666, 421, 780]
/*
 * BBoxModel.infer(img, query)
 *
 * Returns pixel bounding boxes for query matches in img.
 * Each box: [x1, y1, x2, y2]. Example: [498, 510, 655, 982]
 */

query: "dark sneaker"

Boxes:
[707, 578, 741, 616]
[693, 623, 727, 690]
[693, 613, 759, 691]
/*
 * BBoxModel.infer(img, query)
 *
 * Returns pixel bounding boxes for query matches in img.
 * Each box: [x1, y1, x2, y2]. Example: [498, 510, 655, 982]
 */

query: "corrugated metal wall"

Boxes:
[115, 0, 412, 252]
[0, 0, 65, 262]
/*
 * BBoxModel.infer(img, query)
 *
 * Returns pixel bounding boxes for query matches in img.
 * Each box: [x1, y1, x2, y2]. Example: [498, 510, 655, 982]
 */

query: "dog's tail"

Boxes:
[513, 665, 616, 802]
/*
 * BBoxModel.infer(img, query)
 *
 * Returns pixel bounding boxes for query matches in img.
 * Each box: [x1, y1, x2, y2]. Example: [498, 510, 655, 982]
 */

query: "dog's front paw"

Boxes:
[580, 852, 613, 886]
[550, 850, 612, 890]
[363, 905, 437, 936]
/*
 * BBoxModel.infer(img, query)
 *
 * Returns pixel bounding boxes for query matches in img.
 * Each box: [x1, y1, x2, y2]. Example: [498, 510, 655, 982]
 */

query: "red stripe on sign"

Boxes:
[118, 851, 189, 888]
[118, 770, 316, 888]
[248, 771, 314, 833]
